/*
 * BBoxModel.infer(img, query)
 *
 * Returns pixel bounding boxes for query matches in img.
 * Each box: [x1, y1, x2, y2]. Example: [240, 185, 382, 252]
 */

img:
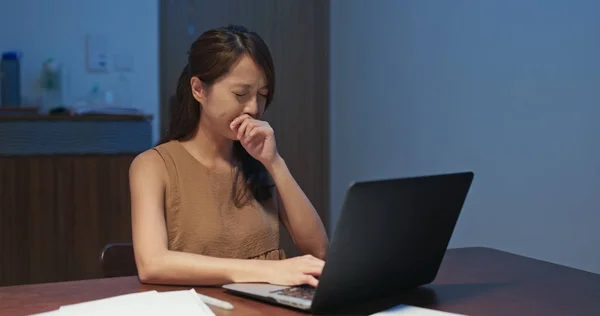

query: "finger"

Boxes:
[303, 275, 319, 287]
[230, 117, 241, 131]
[246, 125, 270, 143]
[302, 257, 325, 270]
[230, 114, 251, 130]
[244, 129, 258, 145]
[303, 269, 323, 278]
[304, 255, 325, 265]
[237, 119, 251, 140]
[313, 260, 325, 271]
[230, 115, 249, 134]
[242, 121, 260, 143]
[245, 122, 257, 140]
[301, 263, 324, 276]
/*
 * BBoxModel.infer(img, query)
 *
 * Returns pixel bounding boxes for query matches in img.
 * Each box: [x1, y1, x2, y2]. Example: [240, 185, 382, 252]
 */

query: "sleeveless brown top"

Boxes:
[152, 140, 285, 260]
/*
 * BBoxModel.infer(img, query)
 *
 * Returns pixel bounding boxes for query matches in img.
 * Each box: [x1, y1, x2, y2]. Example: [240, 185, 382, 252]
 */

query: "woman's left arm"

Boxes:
[266, 157, 329, 260]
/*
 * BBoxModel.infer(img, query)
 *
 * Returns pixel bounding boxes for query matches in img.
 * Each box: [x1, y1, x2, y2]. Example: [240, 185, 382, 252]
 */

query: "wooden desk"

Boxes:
[1, 247, 599, 315]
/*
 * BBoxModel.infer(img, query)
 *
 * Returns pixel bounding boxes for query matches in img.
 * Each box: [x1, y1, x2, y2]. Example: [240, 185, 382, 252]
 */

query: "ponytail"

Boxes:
[161, 64, 199, 144]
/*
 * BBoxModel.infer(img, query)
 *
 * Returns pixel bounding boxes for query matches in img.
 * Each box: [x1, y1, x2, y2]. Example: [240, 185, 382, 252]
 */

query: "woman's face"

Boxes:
[191, 54, 269, 140]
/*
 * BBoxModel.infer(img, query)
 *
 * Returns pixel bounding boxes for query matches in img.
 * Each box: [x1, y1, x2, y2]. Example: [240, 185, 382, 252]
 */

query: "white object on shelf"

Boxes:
[72, 106, 144, 115]
[113, 72, 132, 107]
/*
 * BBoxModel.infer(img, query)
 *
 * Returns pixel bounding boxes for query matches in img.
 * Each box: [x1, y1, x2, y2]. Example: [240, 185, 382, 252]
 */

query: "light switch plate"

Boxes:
[86, 34, 110, 72]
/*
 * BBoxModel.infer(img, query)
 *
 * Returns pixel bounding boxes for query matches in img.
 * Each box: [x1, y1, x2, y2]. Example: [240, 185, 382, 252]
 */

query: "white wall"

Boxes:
[0, 0, 160, 143]
[331, 0, 600, 274]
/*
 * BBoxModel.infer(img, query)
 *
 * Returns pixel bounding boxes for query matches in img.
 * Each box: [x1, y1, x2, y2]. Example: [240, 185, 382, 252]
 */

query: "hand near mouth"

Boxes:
[230, 114, 281, 168]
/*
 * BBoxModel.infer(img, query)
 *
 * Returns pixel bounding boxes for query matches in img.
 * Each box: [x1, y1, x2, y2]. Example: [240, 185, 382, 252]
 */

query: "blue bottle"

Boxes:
[1, 52, 22, 107]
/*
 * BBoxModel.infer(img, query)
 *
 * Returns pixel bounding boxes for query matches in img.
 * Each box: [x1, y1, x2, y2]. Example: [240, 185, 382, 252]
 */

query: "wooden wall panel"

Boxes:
[159, 0, 330, 257]
[0, 155, 134, 286]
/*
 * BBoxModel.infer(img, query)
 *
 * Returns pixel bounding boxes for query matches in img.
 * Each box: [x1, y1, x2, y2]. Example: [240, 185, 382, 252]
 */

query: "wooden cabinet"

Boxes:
[0, 154, 134, 286]
[0, 114, 151, 286]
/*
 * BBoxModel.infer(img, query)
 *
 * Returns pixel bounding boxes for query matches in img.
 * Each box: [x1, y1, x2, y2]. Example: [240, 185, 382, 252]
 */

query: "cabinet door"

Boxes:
[69, 155, 134, 281]
[0, 155, 134, 286]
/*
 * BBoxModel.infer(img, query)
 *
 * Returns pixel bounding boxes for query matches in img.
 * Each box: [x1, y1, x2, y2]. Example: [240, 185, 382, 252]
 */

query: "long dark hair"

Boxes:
[162, 24, 275, 206]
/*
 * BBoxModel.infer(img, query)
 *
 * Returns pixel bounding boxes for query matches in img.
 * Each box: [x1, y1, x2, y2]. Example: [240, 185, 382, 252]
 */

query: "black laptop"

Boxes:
[223, 171, 474, 313]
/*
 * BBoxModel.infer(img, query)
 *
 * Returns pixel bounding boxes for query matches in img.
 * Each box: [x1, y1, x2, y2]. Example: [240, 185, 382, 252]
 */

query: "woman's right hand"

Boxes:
[263, 255, 325, 287]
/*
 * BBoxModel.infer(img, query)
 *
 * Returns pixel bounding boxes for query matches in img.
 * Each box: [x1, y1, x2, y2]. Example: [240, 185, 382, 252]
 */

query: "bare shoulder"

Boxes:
[131, 148, 163, 169]
[129, 148, 168, 185]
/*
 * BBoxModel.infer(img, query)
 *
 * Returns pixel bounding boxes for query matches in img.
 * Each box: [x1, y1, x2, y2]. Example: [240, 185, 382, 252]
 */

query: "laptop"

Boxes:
[223, 171, 474, 313]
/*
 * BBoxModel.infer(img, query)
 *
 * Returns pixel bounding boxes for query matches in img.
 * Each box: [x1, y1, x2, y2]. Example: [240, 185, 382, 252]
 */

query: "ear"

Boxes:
[190, 77, 207, 104]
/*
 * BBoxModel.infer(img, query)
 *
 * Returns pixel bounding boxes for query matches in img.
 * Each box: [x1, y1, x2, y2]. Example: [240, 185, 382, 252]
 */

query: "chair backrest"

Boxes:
[100, 243, 138, 278]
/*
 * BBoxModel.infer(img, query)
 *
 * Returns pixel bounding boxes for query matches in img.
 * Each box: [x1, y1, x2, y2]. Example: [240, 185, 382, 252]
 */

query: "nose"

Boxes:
[244, 96, 259, 117]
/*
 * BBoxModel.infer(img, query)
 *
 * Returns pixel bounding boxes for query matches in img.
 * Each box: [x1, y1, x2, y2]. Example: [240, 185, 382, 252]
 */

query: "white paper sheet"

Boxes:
[31, 289, 216, 316]
[370, 304, 467, 316]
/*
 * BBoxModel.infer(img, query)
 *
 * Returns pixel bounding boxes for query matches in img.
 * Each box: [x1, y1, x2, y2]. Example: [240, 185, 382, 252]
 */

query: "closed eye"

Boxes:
[234, 92, 267, 98]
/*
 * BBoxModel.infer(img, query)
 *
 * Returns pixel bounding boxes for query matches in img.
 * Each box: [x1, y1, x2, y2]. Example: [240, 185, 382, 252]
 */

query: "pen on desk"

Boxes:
[192, 290, 234, 310]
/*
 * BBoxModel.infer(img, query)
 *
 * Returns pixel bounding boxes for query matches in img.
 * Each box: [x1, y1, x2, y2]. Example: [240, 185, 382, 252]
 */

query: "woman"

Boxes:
[129, 25, 329, 288]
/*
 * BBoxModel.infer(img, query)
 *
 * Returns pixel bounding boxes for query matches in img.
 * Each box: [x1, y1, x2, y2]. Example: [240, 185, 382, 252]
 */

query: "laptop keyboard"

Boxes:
[271, 285, 316, 300]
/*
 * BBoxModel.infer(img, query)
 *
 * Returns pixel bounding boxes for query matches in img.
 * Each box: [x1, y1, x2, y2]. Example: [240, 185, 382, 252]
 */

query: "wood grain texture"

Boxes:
[0, 155, 134, 286]
[3, 247, 600, 316]
[159, 0, 331, 256]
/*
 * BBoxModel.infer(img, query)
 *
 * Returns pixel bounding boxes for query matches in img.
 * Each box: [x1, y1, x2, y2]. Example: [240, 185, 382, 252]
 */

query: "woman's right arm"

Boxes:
[129, 150, 324, 287]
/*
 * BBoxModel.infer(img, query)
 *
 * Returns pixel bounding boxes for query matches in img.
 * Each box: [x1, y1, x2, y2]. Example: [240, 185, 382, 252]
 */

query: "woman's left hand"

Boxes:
[230, 114, 280, 167]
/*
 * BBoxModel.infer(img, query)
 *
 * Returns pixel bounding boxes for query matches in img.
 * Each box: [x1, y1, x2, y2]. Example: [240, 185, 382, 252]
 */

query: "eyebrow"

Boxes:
[232, 83, 268, 90]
